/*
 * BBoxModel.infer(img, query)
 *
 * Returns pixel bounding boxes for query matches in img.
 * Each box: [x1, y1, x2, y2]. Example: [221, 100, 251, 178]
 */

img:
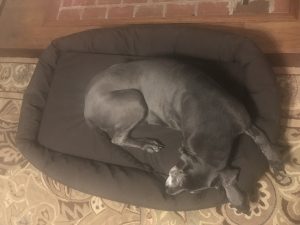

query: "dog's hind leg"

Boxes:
[87, 89, 164, 153]
[245, 125, 286, 181]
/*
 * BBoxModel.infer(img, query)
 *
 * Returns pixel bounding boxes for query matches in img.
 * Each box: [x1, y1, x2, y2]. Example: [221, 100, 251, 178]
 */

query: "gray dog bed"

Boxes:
[16, 24, 279, 211]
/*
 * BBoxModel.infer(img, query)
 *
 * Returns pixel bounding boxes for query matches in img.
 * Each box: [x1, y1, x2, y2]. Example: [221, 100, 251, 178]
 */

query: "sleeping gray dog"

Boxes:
[84, 59, 285, 212]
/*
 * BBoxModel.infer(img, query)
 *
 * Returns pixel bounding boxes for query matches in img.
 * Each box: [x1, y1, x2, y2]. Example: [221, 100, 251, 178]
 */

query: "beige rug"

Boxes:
[0, 57, 299, 225]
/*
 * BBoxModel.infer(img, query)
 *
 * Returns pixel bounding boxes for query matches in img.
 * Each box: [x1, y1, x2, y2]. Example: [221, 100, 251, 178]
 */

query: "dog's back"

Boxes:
[85, 59, 250, 133]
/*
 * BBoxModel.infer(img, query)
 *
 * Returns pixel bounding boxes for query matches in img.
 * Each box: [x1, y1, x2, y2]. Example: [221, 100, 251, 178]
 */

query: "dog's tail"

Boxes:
[244, 125, 286, 179]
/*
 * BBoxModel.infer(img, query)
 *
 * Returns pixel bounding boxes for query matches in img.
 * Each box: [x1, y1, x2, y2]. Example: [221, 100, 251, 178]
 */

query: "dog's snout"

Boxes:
[166, 166, 180, 188]
[169, 166, 179, 176]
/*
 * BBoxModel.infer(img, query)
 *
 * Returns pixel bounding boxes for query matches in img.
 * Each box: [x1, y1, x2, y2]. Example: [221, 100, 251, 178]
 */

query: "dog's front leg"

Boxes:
[220, 169, 249, 214]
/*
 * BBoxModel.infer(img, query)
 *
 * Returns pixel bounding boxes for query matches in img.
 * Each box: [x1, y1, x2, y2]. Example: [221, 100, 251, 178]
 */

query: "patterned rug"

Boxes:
[0, 57, 299, 225]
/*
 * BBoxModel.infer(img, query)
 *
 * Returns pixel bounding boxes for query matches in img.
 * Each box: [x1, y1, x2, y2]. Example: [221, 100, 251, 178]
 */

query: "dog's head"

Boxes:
[165, 153, 219, 195]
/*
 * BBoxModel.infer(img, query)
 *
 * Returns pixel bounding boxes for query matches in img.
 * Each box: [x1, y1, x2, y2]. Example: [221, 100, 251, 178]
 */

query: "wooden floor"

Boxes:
[0, 0, 300, 58]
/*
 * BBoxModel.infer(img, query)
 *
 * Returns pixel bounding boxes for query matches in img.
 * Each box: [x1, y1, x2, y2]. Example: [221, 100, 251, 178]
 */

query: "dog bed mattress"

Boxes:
[16, 25, 280, 211]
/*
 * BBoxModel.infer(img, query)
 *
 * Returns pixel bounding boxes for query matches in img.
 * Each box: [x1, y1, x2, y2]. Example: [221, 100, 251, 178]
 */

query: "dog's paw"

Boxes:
[229, 196, 250, 215]
[270, 160, 287, 181]
[232, 203, 251, 215]
[270, 160, 284, 171]
[269, 160, 293, 185]
[139, 138, 165, 153]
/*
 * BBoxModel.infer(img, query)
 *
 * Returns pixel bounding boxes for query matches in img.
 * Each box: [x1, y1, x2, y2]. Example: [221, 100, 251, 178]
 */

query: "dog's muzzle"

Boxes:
[165, 166, 186, 195]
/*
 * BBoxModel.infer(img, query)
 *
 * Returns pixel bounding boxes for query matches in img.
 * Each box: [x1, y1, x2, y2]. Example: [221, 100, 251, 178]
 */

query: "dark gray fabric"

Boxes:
[16, 24, 280, 211]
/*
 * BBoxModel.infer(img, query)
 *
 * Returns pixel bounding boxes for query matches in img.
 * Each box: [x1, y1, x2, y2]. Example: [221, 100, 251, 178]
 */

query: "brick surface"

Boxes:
[197, 2, 228, 16]
[97, 0, 121, 5]
[72, 0, 96, 6]
[152, 0, 178, 2]
[108, 6, 134, 18]
[62, 0, 73, 7]
[234, 0, 268, 14]
[123, 0, 147, 3]
[50, 0, 293, 23]
[135, 4, 164, 17]
[82, 7, 106, 19]
[46, 0, 61, 21]
[59, 8, 82, 20]
[166, 3, 196, 17]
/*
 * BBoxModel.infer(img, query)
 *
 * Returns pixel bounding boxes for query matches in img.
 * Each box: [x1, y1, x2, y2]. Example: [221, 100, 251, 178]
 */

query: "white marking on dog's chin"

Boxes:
[165, 165, 187, 196]
[165, 175, 173, 187]
[165, 166, 179, 188]
[169, 166, 179, 175]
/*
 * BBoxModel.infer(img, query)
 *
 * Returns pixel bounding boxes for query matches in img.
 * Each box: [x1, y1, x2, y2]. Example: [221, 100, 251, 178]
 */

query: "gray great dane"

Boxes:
[84, 59, 286, 212]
